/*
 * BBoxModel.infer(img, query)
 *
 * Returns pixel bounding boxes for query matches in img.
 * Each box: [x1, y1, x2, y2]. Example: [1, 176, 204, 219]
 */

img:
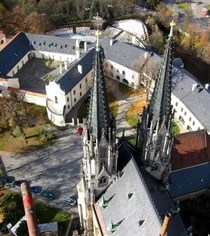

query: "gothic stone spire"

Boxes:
[88, 29, 111, 140]
[147, 20, 175, 127]
[136, 21, 175, 183]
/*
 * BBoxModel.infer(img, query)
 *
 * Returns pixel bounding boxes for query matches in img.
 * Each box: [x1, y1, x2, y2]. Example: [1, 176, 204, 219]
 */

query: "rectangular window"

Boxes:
[132, 74, 135, 79]
[74, 98, 76, 103]
[117, 69, 119, 73]
[184, 112, 187, 116]
[111, 65, 113, 70]
[80, 92, 82, 97]
[73, 90, 75, 95]
[122, 70, 125, 75]
[189, 117, 192, 121]
[192, 121, 195, 126]
[80, 84, 82, 89]
[55, 96, 58, 103]
[85, 78, 87, 83]
[68, 105, 70, 109]
[181, 108, 183, 112]
[175, 102, 178, 106]
[67, 97, 69, 102]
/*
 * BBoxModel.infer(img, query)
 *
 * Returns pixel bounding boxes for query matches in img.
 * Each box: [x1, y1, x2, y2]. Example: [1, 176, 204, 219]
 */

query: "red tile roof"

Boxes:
[171, 130, 210, 171]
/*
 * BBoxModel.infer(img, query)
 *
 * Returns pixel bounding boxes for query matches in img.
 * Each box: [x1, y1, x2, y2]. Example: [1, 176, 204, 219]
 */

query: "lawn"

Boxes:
[176, 2, 191, 12]
[0, 126, 57, 153]
[118, 83, 145, 97]
[0, 190, 71, 235]
[125, 99, 148, 129]
[172, 122, 180, 136]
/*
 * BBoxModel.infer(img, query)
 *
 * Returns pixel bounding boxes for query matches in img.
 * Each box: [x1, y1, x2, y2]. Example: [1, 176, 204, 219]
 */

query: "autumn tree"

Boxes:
[131, 54, 159, 101]
[155, 2, 174, 28]
[2, 6, 26, 34]
[0, 90, 30, 143]
[23, 12, 42, 33]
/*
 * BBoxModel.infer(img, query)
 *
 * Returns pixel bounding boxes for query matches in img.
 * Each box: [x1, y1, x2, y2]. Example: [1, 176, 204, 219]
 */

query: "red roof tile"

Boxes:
[171, 130, 210, 171]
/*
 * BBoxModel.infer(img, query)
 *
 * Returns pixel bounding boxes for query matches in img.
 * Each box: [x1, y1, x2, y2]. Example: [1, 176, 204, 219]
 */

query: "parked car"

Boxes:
[41, 190, 54, 200]
[63, 196, 77, 206]
[76, 127, 83, 136]
[30, 186, 38, 194]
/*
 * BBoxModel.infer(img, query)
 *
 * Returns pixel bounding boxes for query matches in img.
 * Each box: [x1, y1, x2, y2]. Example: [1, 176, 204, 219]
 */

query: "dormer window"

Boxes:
[128, 193, 133, 200]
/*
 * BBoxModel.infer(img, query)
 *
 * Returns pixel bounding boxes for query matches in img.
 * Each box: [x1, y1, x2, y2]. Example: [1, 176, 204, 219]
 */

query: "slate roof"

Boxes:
[0, 33, 30, 76]
[95, 158, 162, 236]
[53, 48, 95, 94]
[25, 33, 77, 54]
[100, 38, 160, 70]
[140, 168, 187, 235]
[171, 67, 210, 130]
[171, 130, 210, 171]
[169, 163, 210, 198]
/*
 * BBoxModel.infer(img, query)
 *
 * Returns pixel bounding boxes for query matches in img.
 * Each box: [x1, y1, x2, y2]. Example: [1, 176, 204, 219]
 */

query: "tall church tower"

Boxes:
[77, 29, 118, 235]
[137, 21, 176, 184]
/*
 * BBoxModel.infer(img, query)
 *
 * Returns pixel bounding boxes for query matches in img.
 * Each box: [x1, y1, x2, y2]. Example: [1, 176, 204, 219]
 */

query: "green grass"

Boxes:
[118, 83, 144, 97]
[125, 99, 148, 129]
[172, 122, 180, 136]
[176, 2, 191, 12]
[125, 136, 136, 145]
[0, 126, 57, 152]
[34, 200, 70, 231]
[0, 190, 71, 235]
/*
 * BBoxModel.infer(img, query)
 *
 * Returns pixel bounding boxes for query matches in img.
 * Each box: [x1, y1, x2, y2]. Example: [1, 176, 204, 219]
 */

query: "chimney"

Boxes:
[76, 39, 80, 59]
[144, 52, 149, 59]
[64, 61, 67, 70]
[60, 64, 62, 74]
[192, 83, 197, 91]
[110, 39, 113, 46]
[84, 41, 87, 52]
[205, 83, 209, 90]
[132, 36, 136, 45]
[78, 65, 82, 74]
[159, 213, 171, 236]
